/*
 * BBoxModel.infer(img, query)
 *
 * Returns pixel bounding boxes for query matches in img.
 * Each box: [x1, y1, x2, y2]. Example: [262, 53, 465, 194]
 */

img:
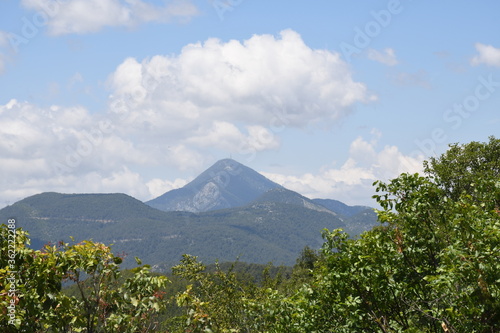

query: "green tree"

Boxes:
[170, 254, 259, 332]
[297, 137, 500, 332]
[423, 136, 500, 205]
[0, 226, 169, 332]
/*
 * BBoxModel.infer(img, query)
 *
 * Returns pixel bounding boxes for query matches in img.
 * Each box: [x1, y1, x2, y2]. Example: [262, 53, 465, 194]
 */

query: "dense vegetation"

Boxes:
[0, 190, 376, 269]
[1, 137, 499, 331]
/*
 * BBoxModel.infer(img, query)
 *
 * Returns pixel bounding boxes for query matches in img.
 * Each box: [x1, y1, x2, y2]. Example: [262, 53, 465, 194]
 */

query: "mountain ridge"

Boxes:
[312, 198, 371, 217]
[252, 187, 338, 216]
[0, 159, 379, 269]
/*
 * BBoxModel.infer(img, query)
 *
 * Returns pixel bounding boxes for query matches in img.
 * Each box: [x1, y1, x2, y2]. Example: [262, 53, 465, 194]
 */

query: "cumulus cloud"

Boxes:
[107, 30, 374, 133]
[367, 48, 398, 66]
[20, 0, 199, 35]
[146, 177, 189, 198]
[103, 29, 375, 173]
[186, 122, 280, 153]
[0, 99, 158, 205]
[262, 134, 424, 206]
[0, 30, 376, 207]
[471, 43, 500, 67]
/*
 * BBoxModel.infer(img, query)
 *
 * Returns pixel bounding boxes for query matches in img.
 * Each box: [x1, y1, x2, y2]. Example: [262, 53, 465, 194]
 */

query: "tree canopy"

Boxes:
[1, 227, 168, 332]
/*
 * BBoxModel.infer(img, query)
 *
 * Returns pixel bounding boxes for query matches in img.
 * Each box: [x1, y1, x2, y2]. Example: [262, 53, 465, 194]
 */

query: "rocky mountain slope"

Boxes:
[146, 159, 282, 212]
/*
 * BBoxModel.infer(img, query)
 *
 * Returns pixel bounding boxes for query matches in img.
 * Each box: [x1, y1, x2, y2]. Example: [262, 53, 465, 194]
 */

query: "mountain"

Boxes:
[146, 159, 282, 212]
[0, 192, 344, 269]
[251, 189, 378, 237]
[0, 160, 379, 270]
[311, 198, 379, 236]
[253, 187, 337, 216]
[312, 198, 371, 217]
[0, 192, 187, 259]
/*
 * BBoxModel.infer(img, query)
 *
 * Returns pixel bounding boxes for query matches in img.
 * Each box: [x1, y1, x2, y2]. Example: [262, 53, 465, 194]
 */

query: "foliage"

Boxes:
[292, 137, 500, 332]
[166, 137, 500, 332]
[2, 137, 498, 332]
[168, 254, 279, 332]
[0, 226, 168, 332]
[423, 136, 500, 204]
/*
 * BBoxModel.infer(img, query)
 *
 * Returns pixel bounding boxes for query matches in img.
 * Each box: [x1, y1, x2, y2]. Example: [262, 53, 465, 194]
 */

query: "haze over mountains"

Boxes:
[0, 159, 378, 270]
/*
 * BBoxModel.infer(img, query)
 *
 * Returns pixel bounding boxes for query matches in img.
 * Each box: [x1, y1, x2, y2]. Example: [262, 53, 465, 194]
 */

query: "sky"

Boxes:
[0, 0, 499, 208]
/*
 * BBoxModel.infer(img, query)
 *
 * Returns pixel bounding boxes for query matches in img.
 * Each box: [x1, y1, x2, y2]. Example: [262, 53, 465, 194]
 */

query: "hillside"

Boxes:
[0, 192, 376, 270]
[312, 198, 371, 217]
[0, 160, 379, 270]
[0, 192, 188, 263]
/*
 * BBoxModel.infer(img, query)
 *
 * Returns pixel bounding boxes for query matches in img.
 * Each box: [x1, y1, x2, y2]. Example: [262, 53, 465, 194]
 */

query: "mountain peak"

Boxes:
[212, 158, 240, 168]
[146, 159, 282, 212]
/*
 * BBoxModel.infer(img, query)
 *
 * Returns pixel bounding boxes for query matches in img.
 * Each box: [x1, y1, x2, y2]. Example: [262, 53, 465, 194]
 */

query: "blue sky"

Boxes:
[1, 0, 499, 207]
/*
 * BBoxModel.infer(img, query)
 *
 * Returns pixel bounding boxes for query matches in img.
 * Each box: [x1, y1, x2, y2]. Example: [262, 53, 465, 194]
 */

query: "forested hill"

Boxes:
[0, 189, 377, 270]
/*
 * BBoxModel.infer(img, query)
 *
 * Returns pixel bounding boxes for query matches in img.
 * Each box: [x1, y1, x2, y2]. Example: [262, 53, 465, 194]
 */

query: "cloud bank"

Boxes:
[262, 134, 424, 206]
[0, 30, 376, 206]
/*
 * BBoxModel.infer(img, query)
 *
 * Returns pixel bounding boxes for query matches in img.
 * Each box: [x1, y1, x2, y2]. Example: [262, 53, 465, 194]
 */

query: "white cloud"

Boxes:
[103, 29, 375, 175]
[0, 99, 160, 205]
[187, 121, 247, 150]
[0, 30, 376, 207]
[186, 121, 279, 153]
[471, 43, 500, 67]
[262, 134, 424, 206]
[21, 0, 199, 35]
[367, 48, 398, 66]
[107, 30, 374, 134]
[146, 177, 189, 198]
[246, 126, 280, 151]
[99, 167, 151, 198]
